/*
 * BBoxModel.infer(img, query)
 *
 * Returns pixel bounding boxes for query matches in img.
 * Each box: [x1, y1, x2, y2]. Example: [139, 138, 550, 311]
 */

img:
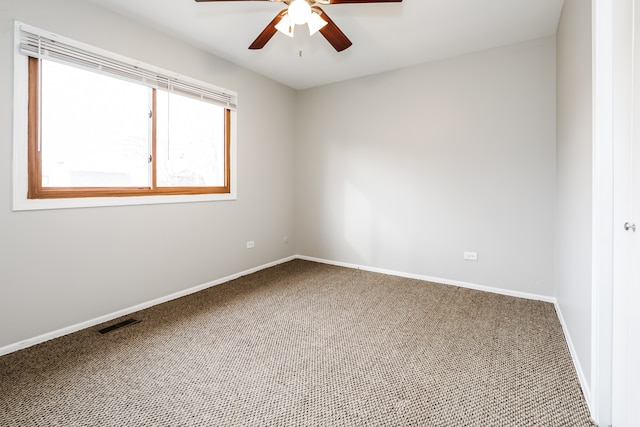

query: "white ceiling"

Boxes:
[85, 0, 565, 90]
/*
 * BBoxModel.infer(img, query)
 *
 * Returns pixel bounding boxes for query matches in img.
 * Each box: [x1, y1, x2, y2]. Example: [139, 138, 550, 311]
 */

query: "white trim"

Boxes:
[610, 1, 638, 425]
[0, 251, 594, 416]
[0, 254, 554, 357]
[556, 300, 594, 416]
[296, 255, 556, 303]
[11, 21, 239, 211]
[591, 0, 616, 424]
[0, 255, 295, 357]
[12, 108, 238, 211]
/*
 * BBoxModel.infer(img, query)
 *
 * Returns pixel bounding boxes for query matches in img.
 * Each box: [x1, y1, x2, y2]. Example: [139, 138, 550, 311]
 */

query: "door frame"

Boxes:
[611, 0, 637, 424]
[591, 0, 636, 425]
[595, 0, 638, 425]
[592, 0, 615, 424]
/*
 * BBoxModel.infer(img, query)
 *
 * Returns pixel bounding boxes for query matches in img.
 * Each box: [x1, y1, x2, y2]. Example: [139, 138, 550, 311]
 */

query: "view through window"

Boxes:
[30, 58, 230, 199]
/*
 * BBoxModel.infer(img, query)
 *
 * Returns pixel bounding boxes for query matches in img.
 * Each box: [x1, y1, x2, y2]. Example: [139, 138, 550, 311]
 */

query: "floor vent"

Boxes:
[98, 318, 141, 335]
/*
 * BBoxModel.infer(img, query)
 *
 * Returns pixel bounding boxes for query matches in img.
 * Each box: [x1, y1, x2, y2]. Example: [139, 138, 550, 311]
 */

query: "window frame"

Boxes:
[13, 21, 238, 211]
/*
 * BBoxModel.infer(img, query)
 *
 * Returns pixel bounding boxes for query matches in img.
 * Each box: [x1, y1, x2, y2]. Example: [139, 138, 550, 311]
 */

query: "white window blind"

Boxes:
[17, 22, 237, 110]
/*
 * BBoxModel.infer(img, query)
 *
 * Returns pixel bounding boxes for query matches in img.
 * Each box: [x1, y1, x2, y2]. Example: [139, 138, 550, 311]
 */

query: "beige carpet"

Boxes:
[0, 260, 595, 426]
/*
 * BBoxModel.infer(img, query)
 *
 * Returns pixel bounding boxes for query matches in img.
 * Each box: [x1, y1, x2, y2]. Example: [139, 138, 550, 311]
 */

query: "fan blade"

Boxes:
[313, 7, 352, 52]
[248, 10, 288, 49]
[327, 0, 402, 3]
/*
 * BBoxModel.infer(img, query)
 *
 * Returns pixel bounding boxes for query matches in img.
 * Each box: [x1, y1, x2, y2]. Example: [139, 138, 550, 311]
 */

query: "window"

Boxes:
[28, 58, 231, 198]
[14, 22, 237, 209]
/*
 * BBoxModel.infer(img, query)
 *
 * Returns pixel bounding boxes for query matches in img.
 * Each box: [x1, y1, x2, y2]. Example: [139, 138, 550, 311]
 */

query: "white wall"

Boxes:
[294, 37, 557, 297]
[0, 0, 296, 349]
[555, 0, 594, 396]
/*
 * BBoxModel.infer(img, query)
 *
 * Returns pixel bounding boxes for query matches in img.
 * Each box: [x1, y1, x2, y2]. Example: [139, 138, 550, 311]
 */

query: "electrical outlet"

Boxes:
[464, 251, 478, 261]
[246, 241, 255, 249]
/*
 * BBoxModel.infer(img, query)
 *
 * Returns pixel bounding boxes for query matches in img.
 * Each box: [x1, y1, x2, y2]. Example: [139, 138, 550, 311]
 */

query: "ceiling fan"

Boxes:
[195, 0, 403, 52]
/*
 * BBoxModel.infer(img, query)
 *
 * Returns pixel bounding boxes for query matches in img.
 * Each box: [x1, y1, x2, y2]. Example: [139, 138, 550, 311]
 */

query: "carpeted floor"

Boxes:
[0, 260, 595, 426]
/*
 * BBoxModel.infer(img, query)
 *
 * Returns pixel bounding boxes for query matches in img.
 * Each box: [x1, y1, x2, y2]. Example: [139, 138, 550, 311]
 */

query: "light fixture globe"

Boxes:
[308, 11, 328, 35]
[275, 14, 294, 37]
[288, 0, 312, 25]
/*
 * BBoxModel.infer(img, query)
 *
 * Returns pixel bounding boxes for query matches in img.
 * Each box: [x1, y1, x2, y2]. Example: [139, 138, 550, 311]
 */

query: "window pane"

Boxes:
[40, 60, 150, 187]
[156, 91, 225, 187]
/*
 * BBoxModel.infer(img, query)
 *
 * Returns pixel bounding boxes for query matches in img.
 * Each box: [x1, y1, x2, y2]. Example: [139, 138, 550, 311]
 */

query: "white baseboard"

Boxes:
[553, 301, 593, 416]
[0, 252, 593, 417]
[0, 255, 296, 357]
[296, 255, 556, 303]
